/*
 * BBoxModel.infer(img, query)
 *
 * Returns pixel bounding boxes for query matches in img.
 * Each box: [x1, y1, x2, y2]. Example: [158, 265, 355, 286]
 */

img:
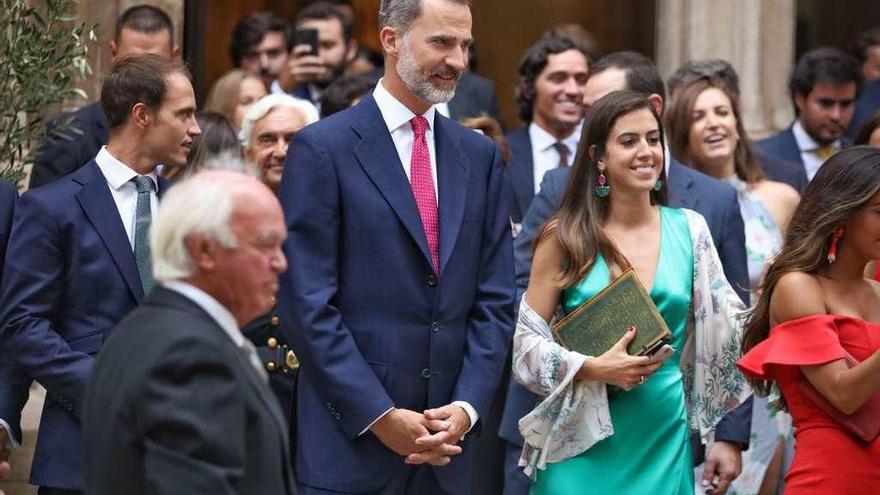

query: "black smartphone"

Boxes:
[295, 27, 319, 56]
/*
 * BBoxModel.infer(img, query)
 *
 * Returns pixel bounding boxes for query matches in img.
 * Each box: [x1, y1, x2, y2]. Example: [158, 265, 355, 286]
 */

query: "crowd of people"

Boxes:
[1, 1, 879, 494]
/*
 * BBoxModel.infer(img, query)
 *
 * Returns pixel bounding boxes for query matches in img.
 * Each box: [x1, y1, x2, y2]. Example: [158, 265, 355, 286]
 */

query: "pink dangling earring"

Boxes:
[827, 227, 844, 263]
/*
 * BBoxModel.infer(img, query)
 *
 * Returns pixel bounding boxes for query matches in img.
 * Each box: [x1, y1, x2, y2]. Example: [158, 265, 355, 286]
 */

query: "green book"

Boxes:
[552, 268, 670, 357]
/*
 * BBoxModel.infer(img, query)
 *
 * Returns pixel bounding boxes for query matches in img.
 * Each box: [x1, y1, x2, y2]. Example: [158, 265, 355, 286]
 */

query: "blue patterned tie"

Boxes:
[133, 175, 155, 294]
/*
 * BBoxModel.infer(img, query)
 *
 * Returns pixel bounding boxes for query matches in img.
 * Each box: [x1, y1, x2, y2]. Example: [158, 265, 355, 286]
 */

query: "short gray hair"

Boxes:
[151, 171, 251, 281]
[378, 0, 471, 33]
[238, 94, 319, 148]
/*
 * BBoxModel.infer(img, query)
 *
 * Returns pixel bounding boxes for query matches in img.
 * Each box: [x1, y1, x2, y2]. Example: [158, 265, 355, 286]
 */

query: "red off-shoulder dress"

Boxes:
[737, 315, 880, 494]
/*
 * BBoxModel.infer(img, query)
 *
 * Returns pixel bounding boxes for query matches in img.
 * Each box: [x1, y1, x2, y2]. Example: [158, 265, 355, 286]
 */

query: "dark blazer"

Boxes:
[498, 160, 753, 467]
[847, 79, 880, 140]
[0, 181, 30, 446]
[277, 94, 515, 494]
[29, 102, 108, 189]
[82, 286, 296, 495]
[754, 126, 809, 192]
[448, 71, 501, 121]
[0, 160, 166, 489]
[505, 127, 534, 224]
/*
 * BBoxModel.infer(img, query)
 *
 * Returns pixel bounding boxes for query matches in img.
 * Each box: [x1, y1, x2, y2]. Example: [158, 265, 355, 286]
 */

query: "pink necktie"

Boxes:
[410, 115, 440, 275]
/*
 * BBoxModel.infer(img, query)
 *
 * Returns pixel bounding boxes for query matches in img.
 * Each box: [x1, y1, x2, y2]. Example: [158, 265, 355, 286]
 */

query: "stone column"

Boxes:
[656, 0, 796, 137]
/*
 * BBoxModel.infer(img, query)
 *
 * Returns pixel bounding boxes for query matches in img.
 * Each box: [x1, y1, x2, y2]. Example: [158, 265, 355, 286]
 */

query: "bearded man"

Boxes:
[275, 0, 515, 493]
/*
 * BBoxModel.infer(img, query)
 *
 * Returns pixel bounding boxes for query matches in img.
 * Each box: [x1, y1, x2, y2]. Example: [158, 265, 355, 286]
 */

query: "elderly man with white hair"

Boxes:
[81, 170, 297, 495]
[240, 94, 319, 193]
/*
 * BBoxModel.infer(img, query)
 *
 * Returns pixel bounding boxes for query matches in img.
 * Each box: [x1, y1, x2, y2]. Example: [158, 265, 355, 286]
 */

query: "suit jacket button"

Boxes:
[431, 321, 440, 332]
[266, 362, 277, 372]
[421, 368, 432, 379]
[427, 274, 437, 287]
[267, 337, 278, 349]
[271, 315, 280, 326]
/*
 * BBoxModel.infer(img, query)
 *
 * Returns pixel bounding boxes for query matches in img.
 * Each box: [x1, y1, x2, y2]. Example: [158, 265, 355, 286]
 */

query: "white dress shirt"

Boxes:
[94, 146, 160, 248]
[528, 122, 579, 194]
[360, 80, 478, 436]
[162, 280, 268, 383]
[792, 120, 841, 181]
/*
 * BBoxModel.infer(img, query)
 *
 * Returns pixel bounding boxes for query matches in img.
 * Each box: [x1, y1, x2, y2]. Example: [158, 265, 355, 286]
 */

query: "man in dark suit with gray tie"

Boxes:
[28, 4, 179, 188]
[499, 51, 753, 495]
[0, 54, 200, 494]
[82, 170, 296, 495]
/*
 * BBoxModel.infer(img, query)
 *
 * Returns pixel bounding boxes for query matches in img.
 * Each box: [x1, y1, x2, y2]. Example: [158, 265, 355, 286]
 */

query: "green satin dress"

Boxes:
[531, 206, 695, 495]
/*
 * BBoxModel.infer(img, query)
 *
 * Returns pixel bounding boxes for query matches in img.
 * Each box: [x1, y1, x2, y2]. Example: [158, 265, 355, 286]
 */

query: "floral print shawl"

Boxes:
[512, 209, 750, 477]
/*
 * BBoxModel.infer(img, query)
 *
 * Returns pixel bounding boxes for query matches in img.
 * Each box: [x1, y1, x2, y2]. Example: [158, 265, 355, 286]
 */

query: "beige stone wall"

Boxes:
[656, 0, 797, 138]
[74, 0, 184, 106]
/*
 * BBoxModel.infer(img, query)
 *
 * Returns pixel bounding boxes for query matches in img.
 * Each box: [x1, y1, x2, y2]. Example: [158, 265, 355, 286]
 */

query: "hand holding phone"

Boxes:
[294, 28, 319, 56]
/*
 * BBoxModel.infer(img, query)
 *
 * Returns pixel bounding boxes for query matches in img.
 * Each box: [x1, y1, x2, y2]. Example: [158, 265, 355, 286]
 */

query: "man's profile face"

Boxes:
[583, 67, 627, 112]
[245, 106, 307, 192]
[143, 72, 201, 168]
[214, 189, 288, 324]
[298, 17, 353, 88]
[240, 31, 289, 87]
[110, 27, 175, 61]
[532, 49, 589, 134]
[393, 0, 472, 104]
[794, 81, 857, 146]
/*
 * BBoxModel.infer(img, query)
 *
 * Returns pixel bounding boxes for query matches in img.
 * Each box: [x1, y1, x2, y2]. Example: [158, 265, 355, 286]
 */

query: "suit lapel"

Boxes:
[74, 161, 144, 300]
[508, 128, 535, 214]
[434, 115, 468, 276]
[667, 161, 697, 210]
[352, 96, 435, 270]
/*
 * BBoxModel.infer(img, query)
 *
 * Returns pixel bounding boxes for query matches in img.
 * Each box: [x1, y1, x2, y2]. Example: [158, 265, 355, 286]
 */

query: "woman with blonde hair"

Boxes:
[204, 69, 267, 130]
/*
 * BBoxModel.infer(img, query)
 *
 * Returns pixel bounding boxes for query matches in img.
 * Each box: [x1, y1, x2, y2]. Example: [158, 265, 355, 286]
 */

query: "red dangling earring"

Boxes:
[827, 227, 844, 263]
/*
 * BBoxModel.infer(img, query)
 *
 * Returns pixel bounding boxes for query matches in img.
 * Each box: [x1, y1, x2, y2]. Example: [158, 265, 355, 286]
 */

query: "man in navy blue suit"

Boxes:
[756, 48, 861, 190]
[28, 4, 179, 189]
[277, 0, 515, 493]
[506, 36, 588, 225]
[0, 180, 21, 490]
[0, 54, 200, 494]
[499, 51, 753, 495]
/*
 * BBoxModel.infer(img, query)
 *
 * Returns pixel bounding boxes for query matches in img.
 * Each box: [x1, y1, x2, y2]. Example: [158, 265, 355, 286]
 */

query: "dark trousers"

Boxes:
[38, 489, 83, 495]
[503, 440, 531, 495]
[298, 464, 447, 495]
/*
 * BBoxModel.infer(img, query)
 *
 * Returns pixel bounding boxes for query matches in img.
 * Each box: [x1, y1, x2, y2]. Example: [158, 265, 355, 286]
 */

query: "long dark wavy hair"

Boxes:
[538, 90, 668, 287]
[741, 146, 880, 399]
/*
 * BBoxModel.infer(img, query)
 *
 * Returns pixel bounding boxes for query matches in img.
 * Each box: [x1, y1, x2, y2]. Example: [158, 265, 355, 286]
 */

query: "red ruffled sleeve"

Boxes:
[737, 314, 847, 380]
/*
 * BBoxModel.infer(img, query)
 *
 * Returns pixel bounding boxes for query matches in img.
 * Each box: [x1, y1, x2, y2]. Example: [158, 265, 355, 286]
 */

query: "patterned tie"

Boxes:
[815, 146, 836, 162]
[553, 142, 570, 168]
[133, 175, 155, 294]
[410, 115, 440, 275]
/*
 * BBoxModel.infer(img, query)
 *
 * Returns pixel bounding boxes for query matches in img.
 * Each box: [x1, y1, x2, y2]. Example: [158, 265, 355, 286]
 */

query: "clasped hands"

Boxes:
[370, 404, 471, 466]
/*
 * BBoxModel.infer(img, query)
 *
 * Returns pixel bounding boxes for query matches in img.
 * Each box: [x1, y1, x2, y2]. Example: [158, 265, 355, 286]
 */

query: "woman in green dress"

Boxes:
[511, 90, 749, 494]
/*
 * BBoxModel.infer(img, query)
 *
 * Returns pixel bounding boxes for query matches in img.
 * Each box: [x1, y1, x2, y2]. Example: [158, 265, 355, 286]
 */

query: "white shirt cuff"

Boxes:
[0, 419, 19, 449]
[451, 400, 478, 437]
[359, 407, 395, 437]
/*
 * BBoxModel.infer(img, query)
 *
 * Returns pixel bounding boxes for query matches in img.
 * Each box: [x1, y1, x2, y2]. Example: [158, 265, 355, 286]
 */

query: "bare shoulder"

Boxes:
[769, 271, 826, 323]
[532, 221, 564, 276]
[757, 180, 800, 206]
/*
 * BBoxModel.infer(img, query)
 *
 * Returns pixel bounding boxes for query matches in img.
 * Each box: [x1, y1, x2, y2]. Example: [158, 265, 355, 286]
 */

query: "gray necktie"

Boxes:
[133, 175, 155, 294]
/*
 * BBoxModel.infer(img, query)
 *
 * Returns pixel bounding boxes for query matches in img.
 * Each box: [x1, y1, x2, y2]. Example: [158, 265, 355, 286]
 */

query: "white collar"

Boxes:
[792, 119, 839, 152]
[161, 280, 243, 348]
[94, 146, 159, 192]
[528, 122, 579, 152]
[372, 78, 437, 135]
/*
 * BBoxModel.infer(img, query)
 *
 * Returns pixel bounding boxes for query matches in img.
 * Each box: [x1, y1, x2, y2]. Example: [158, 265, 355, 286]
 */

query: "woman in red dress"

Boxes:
[738, 146, 880, 494]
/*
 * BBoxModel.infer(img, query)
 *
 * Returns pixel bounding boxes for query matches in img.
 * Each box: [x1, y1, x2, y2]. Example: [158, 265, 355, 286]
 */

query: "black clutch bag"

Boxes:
[552, 268, 670, 357]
